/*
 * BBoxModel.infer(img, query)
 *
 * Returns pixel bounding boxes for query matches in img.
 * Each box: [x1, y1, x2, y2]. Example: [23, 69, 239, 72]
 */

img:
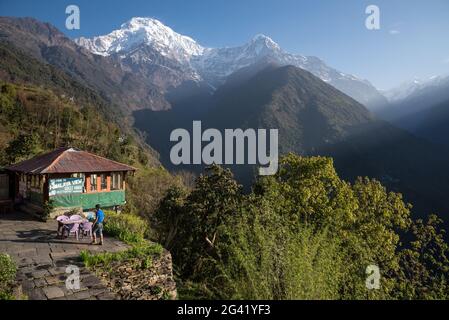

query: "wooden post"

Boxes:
[86, 175, 91, 193]
[96, 175, 101, 192]
[43, 175, 49, 203]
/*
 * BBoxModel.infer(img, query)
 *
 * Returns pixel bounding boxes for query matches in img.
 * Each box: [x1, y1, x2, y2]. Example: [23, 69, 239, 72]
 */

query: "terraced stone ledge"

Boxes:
[0, 212, 128, 300]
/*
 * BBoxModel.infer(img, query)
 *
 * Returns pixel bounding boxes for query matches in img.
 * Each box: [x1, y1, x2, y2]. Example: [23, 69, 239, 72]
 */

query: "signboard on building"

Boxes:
[49, 178, 84, 196]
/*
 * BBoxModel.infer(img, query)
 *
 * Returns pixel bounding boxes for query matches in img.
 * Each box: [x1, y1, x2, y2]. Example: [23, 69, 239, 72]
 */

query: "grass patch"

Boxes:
[80, 242, 163, 269]
[80, 211, 162, 271]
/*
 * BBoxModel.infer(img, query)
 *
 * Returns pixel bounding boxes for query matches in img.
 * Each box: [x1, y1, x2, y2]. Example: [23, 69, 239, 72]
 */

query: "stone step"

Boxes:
[16, 263, 118, 300]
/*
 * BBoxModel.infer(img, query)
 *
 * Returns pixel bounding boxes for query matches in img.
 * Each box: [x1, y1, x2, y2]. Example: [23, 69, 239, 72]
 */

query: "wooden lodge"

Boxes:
[2, 147, 135, 215]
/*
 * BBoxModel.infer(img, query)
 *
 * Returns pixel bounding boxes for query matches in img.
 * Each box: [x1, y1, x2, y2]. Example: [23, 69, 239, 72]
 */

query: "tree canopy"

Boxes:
[154, 154, 449, 299]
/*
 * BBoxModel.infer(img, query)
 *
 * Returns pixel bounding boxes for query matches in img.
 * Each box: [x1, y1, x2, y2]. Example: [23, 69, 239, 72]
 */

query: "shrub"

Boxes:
[41, 200, 54, 222]
[0, 253, 17, 300]
[103, 211, 148, 244]
[125, 167, 182, 218]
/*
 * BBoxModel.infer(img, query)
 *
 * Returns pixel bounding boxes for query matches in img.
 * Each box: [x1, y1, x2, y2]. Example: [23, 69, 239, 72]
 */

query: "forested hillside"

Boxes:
[0, 40, 121, 123]
[0, 82, 152, 167]
[0, 33, 164, 168]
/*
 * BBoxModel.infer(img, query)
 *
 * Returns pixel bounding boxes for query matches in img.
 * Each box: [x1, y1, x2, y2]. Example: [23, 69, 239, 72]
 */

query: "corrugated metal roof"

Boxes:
[6, 147, 136, 174]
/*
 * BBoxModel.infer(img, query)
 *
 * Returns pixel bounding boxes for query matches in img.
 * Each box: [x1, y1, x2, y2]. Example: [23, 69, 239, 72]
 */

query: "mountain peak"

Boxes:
[75, 17, 204, 59]
[252, 33, 272, 42]
[250, 34, 280, 50]
[121, 17, 164, 29]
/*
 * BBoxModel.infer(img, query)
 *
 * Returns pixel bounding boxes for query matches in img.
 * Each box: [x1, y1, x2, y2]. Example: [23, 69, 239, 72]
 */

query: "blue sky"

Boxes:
[1, 0, 449, 90]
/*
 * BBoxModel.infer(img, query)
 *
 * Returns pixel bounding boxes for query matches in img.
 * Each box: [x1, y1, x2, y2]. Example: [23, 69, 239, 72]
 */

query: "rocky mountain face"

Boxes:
[76, 17, 387, 109]
[383, 78, 430, 103]
[375, 74, 449, 153]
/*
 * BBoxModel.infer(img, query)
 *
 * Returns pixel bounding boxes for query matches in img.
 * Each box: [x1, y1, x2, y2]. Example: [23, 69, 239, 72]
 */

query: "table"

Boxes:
[58, 217, 91, 240]
[60, 218, 88, 225]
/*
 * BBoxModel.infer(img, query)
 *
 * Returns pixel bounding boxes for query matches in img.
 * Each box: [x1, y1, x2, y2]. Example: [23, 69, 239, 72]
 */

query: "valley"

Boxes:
[134, 63, 449, 221]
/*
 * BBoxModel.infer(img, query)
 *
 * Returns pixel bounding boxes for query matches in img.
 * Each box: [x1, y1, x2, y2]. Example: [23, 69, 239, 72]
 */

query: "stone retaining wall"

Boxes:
[91, 249, 177, 300]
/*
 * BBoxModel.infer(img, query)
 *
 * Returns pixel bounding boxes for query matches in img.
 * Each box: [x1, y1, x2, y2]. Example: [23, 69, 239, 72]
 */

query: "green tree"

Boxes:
[0, 84, 16, 115]
[154, 185, 188, 250]
[394, 215, 449, 299]
[5, 133, 42, 164]
[154, 154, 447, 300]
[177, 165, 242, 275]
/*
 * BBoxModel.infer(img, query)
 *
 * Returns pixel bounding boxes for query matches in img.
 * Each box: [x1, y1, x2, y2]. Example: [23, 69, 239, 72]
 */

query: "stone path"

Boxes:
[0, 212, 129, 300]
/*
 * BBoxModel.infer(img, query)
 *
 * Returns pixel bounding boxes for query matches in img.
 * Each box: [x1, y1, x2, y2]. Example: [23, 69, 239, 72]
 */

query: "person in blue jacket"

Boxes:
[91, 204, 105, 245]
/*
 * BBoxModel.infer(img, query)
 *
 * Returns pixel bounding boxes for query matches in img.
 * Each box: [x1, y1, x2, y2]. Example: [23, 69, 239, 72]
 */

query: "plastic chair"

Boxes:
[80, 221, 93, 239]
[56, 215, 69, 222]
[66, 223, 80, 240]
[56, 215, 69, 237]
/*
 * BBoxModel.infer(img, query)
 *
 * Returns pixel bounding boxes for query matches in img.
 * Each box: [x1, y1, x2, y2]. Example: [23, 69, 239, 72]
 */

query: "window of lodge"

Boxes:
[100, 174, 107, 190]
[111, 172, 123, 190]
[31, 175, 38, 188]
[91, 174, 97, 192]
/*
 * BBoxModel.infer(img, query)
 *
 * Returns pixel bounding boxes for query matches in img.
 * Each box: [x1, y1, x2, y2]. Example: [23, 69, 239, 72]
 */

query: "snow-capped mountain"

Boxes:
[383, 78, 426, 102]
[383, 75, 448, 102]
[76, 17, 204, 61]
[376, 74, 449, 121]
[75, 17, 387, 108]
[194, 34, 352, 83]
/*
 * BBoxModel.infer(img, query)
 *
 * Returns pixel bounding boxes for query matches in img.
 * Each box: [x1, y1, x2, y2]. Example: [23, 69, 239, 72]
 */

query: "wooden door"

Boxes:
[0, 174, 9, 200]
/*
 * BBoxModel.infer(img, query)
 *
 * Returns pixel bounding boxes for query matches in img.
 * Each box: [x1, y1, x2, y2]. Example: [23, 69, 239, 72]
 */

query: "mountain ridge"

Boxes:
[133, 63, 449, 220]
[377, 74, 449, 121]
[75, 17, 387, 109]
